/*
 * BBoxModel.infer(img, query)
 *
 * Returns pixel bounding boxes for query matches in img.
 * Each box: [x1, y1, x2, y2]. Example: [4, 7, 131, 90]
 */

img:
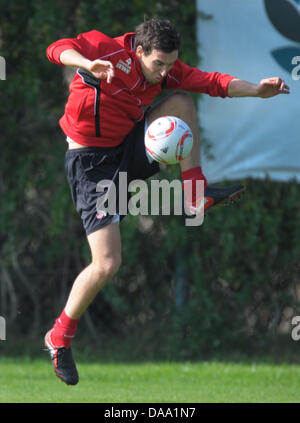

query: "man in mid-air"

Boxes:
[44, 18, 290, 385]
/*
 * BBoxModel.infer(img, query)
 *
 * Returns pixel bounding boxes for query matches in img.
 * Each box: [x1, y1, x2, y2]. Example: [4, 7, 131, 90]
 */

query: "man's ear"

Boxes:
[135, 45, 144, 57]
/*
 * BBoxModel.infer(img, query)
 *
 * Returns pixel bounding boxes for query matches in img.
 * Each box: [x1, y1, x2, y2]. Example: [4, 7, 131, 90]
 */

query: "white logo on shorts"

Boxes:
[96, 210, 107, 220]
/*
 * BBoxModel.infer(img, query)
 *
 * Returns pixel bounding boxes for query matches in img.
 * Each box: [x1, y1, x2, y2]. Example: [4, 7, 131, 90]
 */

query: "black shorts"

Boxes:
[64, 120, 160, 235]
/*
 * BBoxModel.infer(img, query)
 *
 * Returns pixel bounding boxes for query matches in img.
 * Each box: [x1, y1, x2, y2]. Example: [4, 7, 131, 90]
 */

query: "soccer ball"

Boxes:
[145, 116, 193, 165]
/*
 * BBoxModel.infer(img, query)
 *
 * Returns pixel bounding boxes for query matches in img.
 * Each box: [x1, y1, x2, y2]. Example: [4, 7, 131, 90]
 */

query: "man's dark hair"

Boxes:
[134, 18, 181, 55]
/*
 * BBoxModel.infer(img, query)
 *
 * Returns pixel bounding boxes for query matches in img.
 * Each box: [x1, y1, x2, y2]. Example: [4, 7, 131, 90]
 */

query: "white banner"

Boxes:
[196, 0, 300, 183]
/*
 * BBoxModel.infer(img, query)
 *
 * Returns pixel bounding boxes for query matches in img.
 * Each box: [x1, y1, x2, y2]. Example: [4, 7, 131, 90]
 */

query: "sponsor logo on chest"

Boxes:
[116, 58, 132, 74]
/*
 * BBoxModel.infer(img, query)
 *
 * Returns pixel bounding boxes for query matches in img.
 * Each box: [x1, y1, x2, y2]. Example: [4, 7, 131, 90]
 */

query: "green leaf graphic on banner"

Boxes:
[264, 0, 300, 43]
[271, 46, 300, 73]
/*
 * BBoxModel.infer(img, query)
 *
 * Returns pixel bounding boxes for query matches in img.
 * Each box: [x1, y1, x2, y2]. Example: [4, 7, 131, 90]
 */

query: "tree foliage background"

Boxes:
[1, 0, 300, 359]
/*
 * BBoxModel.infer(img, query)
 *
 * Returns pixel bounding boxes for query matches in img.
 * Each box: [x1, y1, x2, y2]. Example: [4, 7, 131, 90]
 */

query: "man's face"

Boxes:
[136, 46, 178, 84]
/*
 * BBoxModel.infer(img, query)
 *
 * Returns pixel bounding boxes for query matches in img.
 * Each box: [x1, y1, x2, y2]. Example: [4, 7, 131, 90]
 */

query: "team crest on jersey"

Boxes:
[116, 58, 132, 74]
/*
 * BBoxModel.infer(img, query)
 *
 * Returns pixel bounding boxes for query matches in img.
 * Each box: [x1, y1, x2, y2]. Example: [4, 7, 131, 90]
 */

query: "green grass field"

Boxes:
[1, 356, 300, 403]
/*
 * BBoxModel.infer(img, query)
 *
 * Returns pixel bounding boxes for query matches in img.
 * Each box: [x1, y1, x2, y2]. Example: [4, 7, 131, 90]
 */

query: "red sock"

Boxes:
[51, 309, 79, 349]
[182, 166, 207, 206]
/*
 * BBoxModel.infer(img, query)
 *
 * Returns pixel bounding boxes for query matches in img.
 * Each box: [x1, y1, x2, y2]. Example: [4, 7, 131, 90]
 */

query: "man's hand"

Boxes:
[86, 59, 115, 83]
[256, 77, 290, 98]
[228, 77, 290, 98]
[60, 49, 115, 83]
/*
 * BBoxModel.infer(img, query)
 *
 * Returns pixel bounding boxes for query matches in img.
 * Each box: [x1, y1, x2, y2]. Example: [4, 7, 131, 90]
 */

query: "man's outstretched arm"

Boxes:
[228, 77, 290, 98]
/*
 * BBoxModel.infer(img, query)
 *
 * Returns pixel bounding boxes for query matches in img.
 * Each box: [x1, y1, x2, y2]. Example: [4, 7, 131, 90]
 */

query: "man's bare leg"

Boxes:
[146, 92, 245, 214]
[44, 221, 122, 385]
[147, 92, 207, 213]
[49, 221, 121, 344]
[65, 222, 122, 320]
[147, 92, 201, 172]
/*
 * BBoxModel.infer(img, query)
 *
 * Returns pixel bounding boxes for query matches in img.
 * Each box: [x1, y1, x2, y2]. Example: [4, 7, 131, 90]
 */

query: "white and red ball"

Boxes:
[145, 116, 193, 165]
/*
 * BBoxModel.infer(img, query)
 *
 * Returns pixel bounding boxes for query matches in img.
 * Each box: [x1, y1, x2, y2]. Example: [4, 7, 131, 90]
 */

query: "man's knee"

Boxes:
[87, 222, 122, 283]
[149, 92, 196, 123]
[166, 91, 195, 112]
[92, 254, 122, 283]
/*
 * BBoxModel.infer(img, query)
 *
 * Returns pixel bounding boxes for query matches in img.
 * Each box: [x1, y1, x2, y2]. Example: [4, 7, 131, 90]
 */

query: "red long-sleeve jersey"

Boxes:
[47, 30, 235, 147]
